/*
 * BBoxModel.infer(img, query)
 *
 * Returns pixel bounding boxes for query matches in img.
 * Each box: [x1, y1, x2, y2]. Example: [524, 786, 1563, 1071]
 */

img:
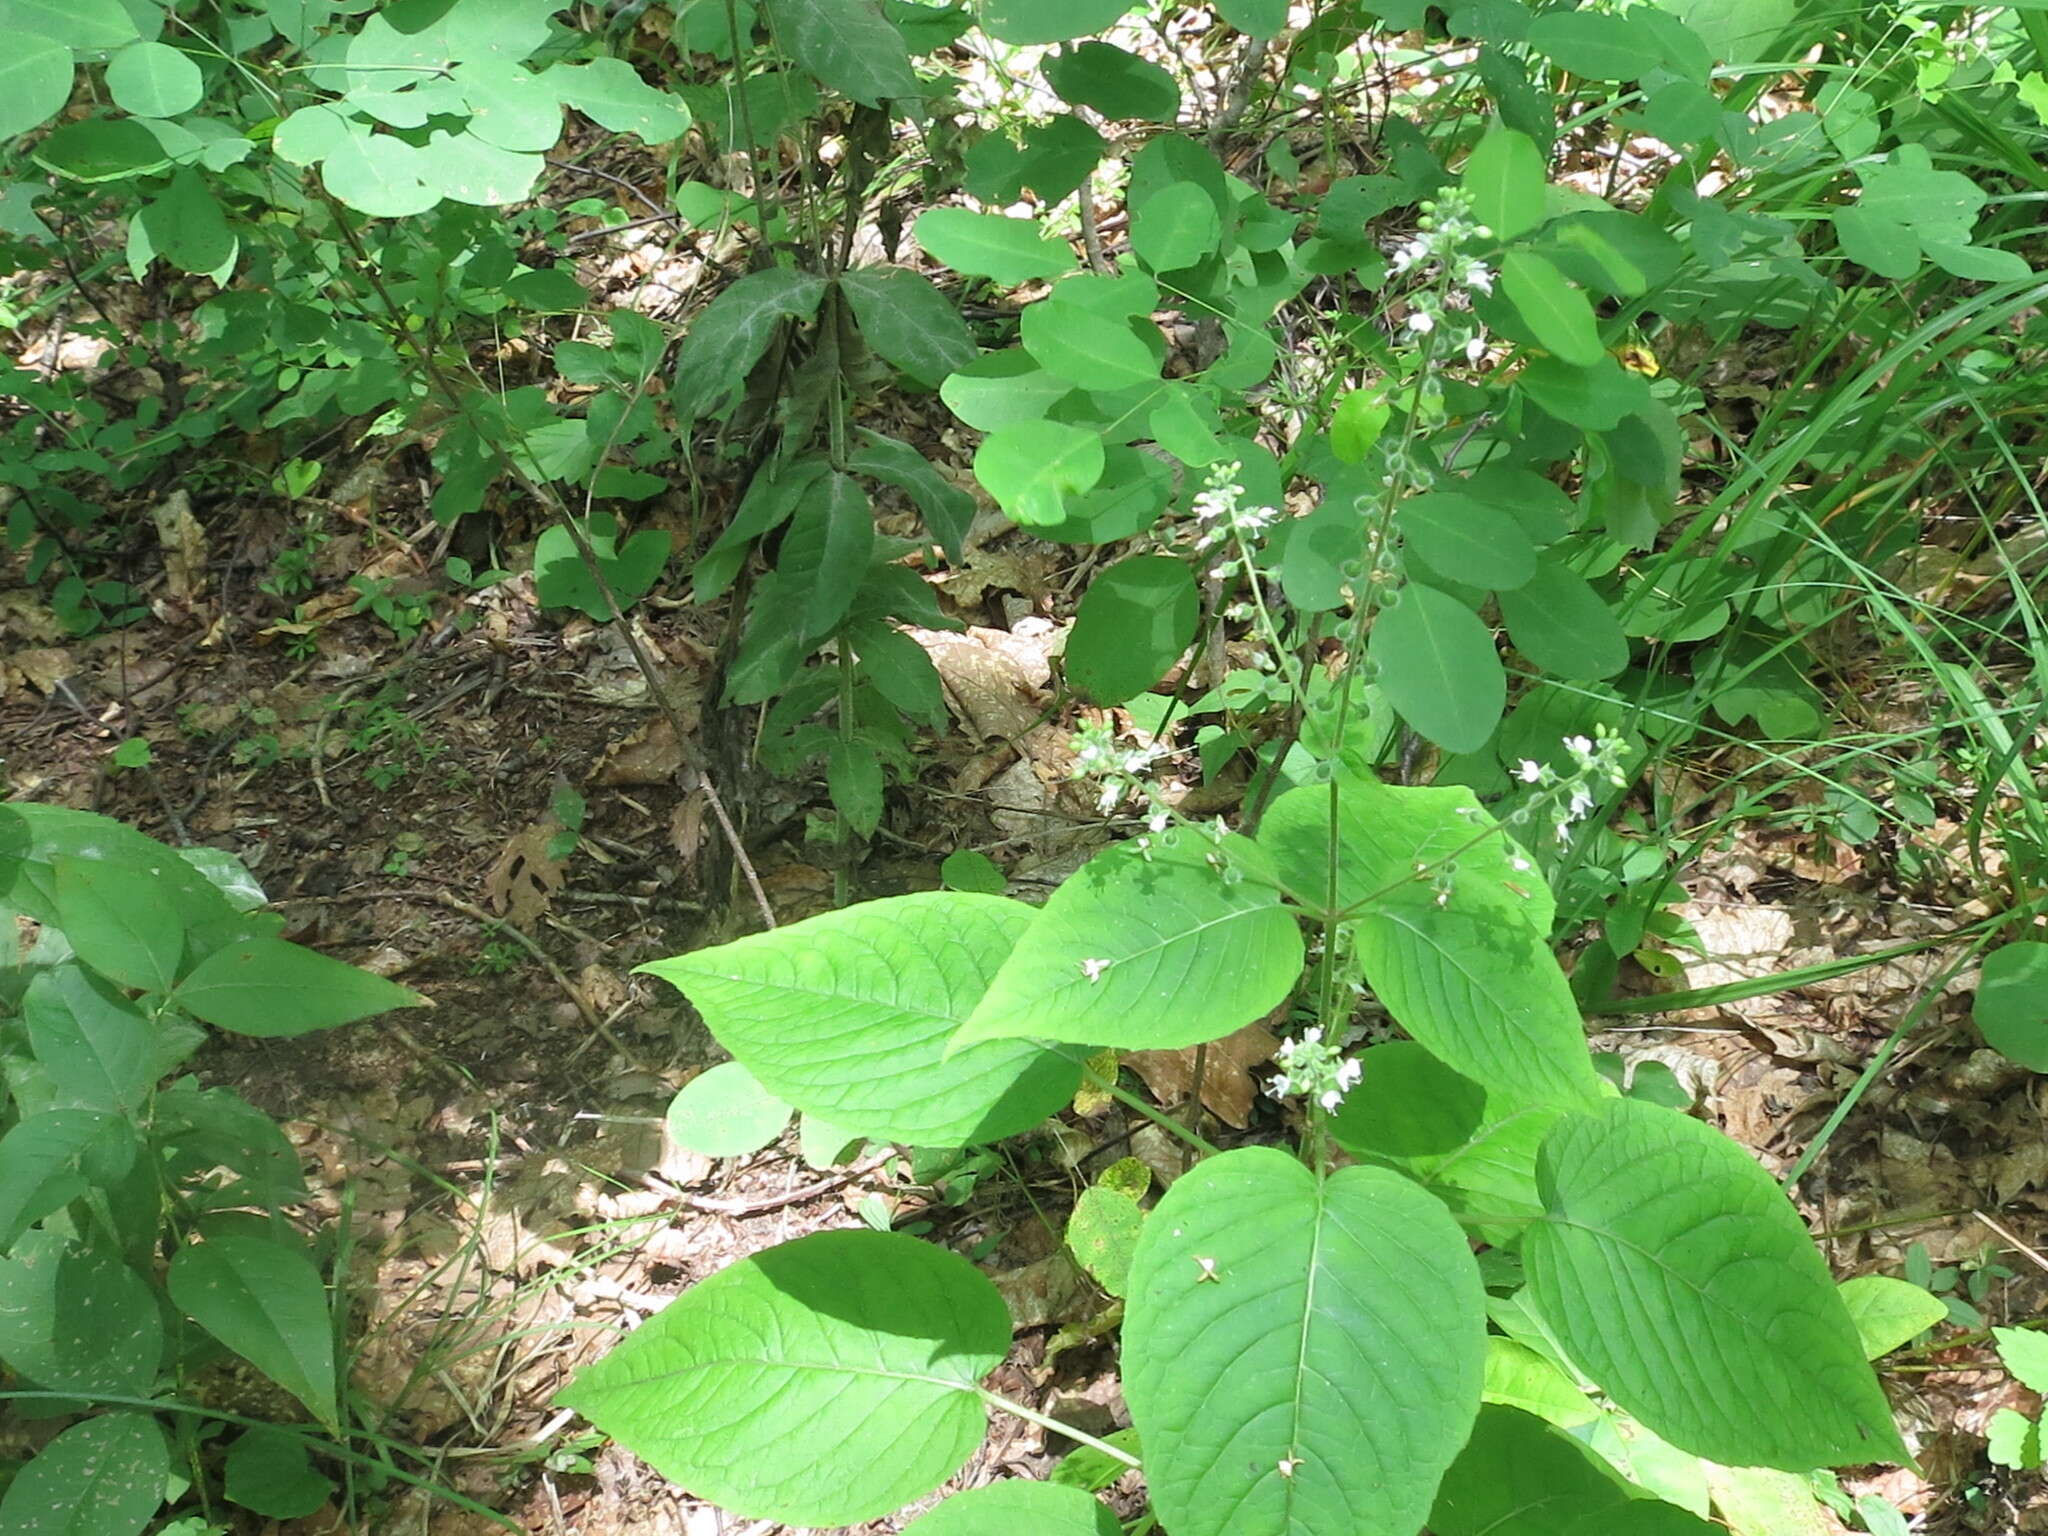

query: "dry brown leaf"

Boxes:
[150, 490, 208, 602]
[1125, 1020, 1281, 1130]
[594, 715, 691, 785]
[482, 824, 565, 926]
[669, 788, 707, 865]
[10, 648, 74, 697]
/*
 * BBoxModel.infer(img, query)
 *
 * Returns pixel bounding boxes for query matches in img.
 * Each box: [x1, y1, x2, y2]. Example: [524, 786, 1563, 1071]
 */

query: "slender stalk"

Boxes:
[1080, 1063, 1223, 1159]
[978, 1389, 1142, 1469]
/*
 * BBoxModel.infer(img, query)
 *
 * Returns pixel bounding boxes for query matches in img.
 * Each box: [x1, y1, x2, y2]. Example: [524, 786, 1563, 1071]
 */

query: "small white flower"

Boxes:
[1463, 261, 1495, 295]
[1080, 958, 1111, 982]
[1097, 782, 1122, 816]
[1465, 335, 1488, 365]
[1147, 809, 1170, 834]
[1277, 1456, 1303, 1478]
[1568, 788, 1595, 821]
[1320, 1087, 1344, 1111]
[1337, 1058, 1362, 1092]
[1510, 855, 1533, 873]
[1406, 310, 1435, 334]
[1564, 734, 1593, 756]
[1515, 759, 1542, 783]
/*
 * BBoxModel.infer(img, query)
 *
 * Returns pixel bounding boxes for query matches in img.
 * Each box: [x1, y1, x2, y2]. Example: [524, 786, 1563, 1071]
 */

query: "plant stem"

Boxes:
[978, 1389, 1141, 1470]
[1080, 1063, 1222, 1158]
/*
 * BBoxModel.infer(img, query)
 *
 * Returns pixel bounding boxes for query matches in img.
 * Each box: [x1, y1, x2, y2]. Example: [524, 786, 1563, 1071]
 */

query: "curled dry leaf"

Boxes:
[483, 824, 566, 927]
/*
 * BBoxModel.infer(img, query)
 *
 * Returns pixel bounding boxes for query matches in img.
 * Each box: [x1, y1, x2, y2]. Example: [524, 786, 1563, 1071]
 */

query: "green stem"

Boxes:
[978, 1389, 1141, 1469]
[1080, 1063, 1222, 1158]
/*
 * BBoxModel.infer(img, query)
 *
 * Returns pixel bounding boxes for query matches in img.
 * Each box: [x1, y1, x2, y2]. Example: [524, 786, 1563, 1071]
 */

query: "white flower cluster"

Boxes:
[1069, 718, 1167, 819]
[1189, 461, 1280, 577]
[1514, 729, 1632, 844]
[1270, 1026, 1364, 1112]
[1386, 188, 1495, 370]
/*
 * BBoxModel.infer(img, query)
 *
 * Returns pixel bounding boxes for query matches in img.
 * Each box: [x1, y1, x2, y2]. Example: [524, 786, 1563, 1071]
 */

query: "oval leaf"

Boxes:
[557, 1230, 1009, 1525]
[1525, 1100, 1909, 1470]
[52, 855, 182, 995]
[170, 937, 425, 1036]
[955, 832, 1304, 1053]
[915, 208, 1077, 283]
[1501, 250, 1604, 367]
[1974, 940, 2048, 1069]
[0, 1414, 166, 1536]
[1463, 127, 1547, 242]
[1124, 1148, 1485, 1536]
[105, 40, 203, 118]
[1065, 554, 1198, 704]
[1398, 492, 1538, 591]
[641, 893, 1079, 1145]
[0, 36, 73, 138]
[664, 1061, 793, 1158]
[1499, 557, 1629, 678]
[1022, 298, 1159, 389]
[975, 419, 1104, 526]
[1370, 582, 1505, 753]
[905, 1482, 1121, 1535]
[169, 1233, 339, 1428]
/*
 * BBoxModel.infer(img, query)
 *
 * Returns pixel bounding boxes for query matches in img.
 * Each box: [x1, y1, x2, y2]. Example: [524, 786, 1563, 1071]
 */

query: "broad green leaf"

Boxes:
[850, 620, 948, 724]
[672, 267, 828, 421]
[169, 1233, 338, 1427]
[1975, 941, 2048, 1069]
[840, 266, 978, 387]
[1526, 1100, 1908, 1469]
[53, 854, 182, 994]
[1838, 1276, 1945, 1359]
[1330, 388, 1390, 462]
[641, 893, 1080, 1145]
[1702, 1464, 1839, 1536]
[1985, 1407, 2042, 1471]
[0, 1111, 126, 1249]
[1856, 147, 1986, 230]
[558, 1230, 1010, 1524]
[1501, 250, 1603, 367]
[554, 56, 691, 142]
[965, 112, 1104, 204]
[1463, 127, 1547, 241]
[317, 123, 437, 217]
[828, 737, 884, 835]
[1993, 1325, 2048, 1394]
[1922, 237, 2030, 282]
[1215, 0, 1288, 35]
[5, 0, 140, 49]
[915, 209, 1076, 283]
[1431, 1405, 1718, 1535]
[762, 0, 919, 105]
[1149, 382, 1226, 466]
[0, 1414, 166, 1536]
[844, 430, 974, 557]
[1131, 180, 1222, 272]
[1124, 1148, 1484, 1536]
[450, 59, 564, 151]
[1258, 774, 1605, 1109]
[1043, 41, 1179, 122]
[694, 456, 828, 602]
[135, 167, 235, 276]
[941, 351, 1076, 429]
[980, 0, 1133, 44]
[415, 126, 545, 205]
[664, 1061, 792, 1157]
[169, 937, 425, 1036]
[34, 118, 171, 182]
[223, 1427, 334, 1520]
[0, 35, 71, 138]
[1022, 298, 1159, 389]
[1499, 557, 1629, 678]
[1370, 581, 1505, 753]
[1483, 1339, 1600, 1428]
[954, 831, 1303, 1053]
[22, 964, 154, 1114]
[777, 470, 874, 640]
[905, 1482, 1120, 1535]
[0, 1236, 160, 1396]
[1398, 491, 1538, 590]
[1065, 1183, 1142, 1297]
[1832, 207, 1920, 281]
[105, 40, 201, 118]
[1064, 555, 1197, 704]
[940, 849, 1007, 895]
[1653, 0, 1791, 68]
[975, 419, 1104, 526]
[1527, 10, 1659, 78]
[534, 513, 671, 619]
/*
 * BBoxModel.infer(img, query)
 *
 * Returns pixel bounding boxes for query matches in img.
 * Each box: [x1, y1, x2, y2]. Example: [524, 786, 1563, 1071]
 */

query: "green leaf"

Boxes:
[980, 0, 1134, 44]
[777, 470, 874, 640]
[645, 895, 1081, 1144]
[941, 351, 1076, 429]
[672, 267, 828, 421]
[0, 1414, 166, 1536]
[53, 854, 182, 994]
[1525, 1099, 1908, 1469]
[1501, 250, 1604, 367]
[1043, 41, 1179, 122]
[1986, 1406, 2043, 1471]
[905, 1482, 1121, 1535]
[4, 0, 140, 49]
[1527, 9, 1659, 78]
[0, 1111, 127, 1249]
[0, 1236, 160, 1396]
[554, 56, 691, 142]
[1022, 296, 1159, 389]
[694, 457, 828, 602]
[1431, 1404, 1718, 1535]
[105, 40, 201, 117]
[1258, 774, 1606, 1109]
[1922, 237, 2031, 282]
[1124, 1148, 1484, 1536]
[1370, 581, 1505, 753]
[1149, 382, 1225, 466]
[1330, 389, 1390, 463]
[762, 0, 918, 105]
[169, 1233, 338, 1427]
[1499, 557, 1629, 678]
[135, 167, 235, 276]
[223, 1427, 334, 1520]
[965, 113, 1105, 204]
[829, 737, 885, 836]
[844, 430, 974, 558]
[1065, 1183, 1142, 1297]
[850, 620, 948, 725]
[169, 937, 425, 1036]
[558, 1230, 1010, 1525]
[1838, 1276, 1946, 1360]
[22, 964, 155, 1114]
[1398, 491, 1538, 590]
[415, 126, 544, 205]
[534, 514, 671, 619]
[975, 420, 1104, 526]
[915, 209, 1076, 283]
[954, 830, 1304, 1053]
[317, 123, 437, 217]
[1215, 0, 1288, 35]
[1131, 180, 1223, 273]
[1064, 555, 1198, 705]
[34, 118, 171, 183]
[1655, 0, 1792, 68]
[1993, 1325, 2048, 1394]
[940, 849, 1007, 895]
[664, 1061, 793, 1157]
[0, 34, 72, 138]
[1463, 127, 1547, 241]
[1975, 941, 2048, 1069]
[450, 59, 564, 151]
[840, 266, 978, 387]
[1832, 207, 1920, 281]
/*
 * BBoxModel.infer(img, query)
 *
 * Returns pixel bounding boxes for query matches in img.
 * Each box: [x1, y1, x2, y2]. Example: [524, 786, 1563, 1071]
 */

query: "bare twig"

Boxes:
[641, 1148, 895, 1216]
